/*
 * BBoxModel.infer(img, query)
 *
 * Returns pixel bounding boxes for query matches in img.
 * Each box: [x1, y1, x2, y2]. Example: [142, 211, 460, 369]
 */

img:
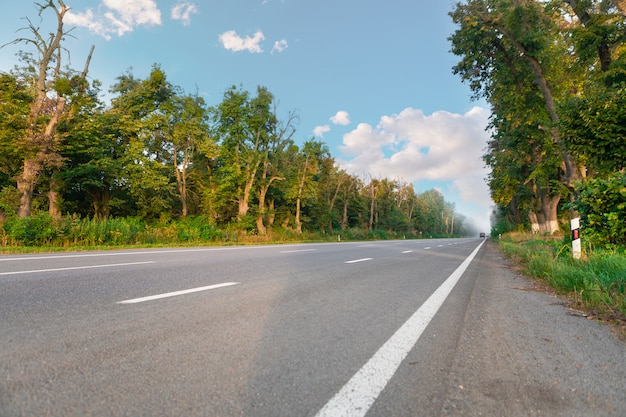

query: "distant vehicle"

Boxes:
[480, 232, 486, 238]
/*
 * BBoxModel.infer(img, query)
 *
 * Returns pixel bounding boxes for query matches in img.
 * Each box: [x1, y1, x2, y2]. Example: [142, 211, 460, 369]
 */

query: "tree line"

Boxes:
[0, 0, 478, 244]
[450, 0, 626, 247]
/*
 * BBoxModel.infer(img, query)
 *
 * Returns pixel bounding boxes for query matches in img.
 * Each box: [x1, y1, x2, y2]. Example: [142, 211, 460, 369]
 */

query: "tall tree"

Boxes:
[4, 0, 94, 218]
[108, 67, 175, 219]
[450, 0, 586, 233]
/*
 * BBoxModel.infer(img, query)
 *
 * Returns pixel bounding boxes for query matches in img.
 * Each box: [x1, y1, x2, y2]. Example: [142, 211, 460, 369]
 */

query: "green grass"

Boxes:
[497, 232, 626, 322]
[0, 214, 441, 254]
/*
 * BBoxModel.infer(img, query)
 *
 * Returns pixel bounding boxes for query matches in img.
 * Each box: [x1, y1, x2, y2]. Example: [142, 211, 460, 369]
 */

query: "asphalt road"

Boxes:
[1, 239, 624, 417]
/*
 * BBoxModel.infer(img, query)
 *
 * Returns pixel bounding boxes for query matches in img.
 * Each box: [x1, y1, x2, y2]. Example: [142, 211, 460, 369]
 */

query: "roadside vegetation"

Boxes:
[0, 1, 477, 243]
[497, 232, 626, 331]
[0, 213, 457, 254]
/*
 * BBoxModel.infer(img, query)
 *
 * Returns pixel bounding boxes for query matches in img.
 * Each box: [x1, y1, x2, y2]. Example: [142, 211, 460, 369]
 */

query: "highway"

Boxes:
[1, 238, 624, 417]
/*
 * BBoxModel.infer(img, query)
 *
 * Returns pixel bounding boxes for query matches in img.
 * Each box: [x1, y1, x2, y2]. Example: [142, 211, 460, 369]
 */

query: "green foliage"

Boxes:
[560, 85, 626, 174]
[1, 59, 476, 238]
[498, 233, 626, 317]
[450, 0, 626, 235]
[0, 186, 20, 217]
[3, 213, 58, 245]
[574, 172, 626, 248]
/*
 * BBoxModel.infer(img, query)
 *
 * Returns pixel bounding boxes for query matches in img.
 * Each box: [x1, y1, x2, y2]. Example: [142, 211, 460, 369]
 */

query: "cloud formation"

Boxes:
[219, 30, 265, 53]
[337, 106, 491, 209]
[171, 1, 198, 26]
[331, 110, 350, 125]
[271, 39, 288, 54]
[313, 125, 331, 138]
[65, 0, 161, 39]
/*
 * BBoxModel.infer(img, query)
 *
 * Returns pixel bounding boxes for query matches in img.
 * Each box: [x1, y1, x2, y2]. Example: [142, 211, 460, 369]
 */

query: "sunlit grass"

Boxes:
[497, 233, 626, 321]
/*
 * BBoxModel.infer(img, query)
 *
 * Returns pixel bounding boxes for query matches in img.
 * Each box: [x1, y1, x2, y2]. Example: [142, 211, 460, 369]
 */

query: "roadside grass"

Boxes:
[0, 214, 440, 254]
[497, 232, 626, 329]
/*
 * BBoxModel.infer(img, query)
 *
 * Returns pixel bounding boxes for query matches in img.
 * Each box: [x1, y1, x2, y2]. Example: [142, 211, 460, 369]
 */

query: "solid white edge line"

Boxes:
[345, 258, 373, 264]
[116, 282, 240, 304]
[315, 239, 485, 417]
[0, 261, 155, 276]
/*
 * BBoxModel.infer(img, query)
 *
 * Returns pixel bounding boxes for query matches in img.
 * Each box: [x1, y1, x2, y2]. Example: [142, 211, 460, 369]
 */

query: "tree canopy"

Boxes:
[0, 1, 480, 241]
[450, 0, 626, 244]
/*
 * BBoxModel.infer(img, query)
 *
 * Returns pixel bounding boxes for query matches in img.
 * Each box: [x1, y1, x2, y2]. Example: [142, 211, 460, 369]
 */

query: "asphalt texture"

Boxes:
[0, 239, 624, 417]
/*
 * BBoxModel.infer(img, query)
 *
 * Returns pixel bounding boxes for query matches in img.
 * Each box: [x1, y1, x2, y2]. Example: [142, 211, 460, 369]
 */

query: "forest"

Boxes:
[0, 1, 477, 247]
[450, 0, 626, 249]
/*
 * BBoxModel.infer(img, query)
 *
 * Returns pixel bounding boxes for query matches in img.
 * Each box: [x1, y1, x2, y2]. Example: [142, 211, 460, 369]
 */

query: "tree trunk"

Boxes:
[256, 186, 268, 235]
[295, 155, 309, 233]
[17, 158, 40, 218]
[529, 211, 541, 234]
[540, 190, 561, 234]
[369, 181, 376, 231]
[47, 175, 62, 220]
[327, 176, 345, 229]
[341, 180, 354, 230]
[268, 199, 276, 226]
[91, 187, 111, 220]
[238, 179, 253, 220]
[341, 196, 349, 230]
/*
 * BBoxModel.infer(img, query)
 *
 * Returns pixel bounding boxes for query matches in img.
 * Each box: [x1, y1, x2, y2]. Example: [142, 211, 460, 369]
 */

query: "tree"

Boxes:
[254, 108, 296, 235]
[4, 0, 95, 218]
[108, 66, 176, 219]
[450, 0, 587, 233]
[212, 86, 271, 224]
[292, 140, 328, 233]
[166, 93, 213, 217]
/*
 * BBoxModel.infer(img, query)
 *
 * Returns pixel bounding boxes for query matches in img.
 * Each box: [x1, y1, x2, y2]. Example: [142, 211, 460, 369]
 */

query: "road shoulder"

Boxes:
[441, 240, 626, 417]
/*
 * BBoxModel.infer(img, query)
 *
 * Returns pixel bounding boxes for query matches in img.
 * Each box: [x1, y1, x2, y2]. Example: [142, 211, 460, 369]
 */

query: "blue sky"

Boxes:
[0, 0, 493, 232]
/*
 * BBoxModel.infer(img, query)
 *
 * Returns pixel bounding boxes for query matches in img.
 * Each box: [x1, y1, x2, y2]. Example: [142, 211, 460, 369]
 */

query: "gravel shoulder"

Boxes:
[441, 240, 626, 417]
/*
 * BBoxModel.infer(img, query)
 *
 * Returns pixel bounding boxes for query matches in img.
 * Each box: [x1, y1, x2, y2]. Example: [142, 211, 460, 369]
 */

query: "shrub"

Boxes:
[574, 172, 626, 249]
[3, 212, 57, 245]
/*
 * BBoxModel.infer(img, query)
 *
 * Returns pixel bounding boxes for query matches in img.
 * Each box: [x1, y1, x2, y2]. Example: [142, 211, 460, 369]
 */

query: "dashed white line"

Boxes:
[280, 249, 318, 254]
[117, 282, 240, 304]
[315, 240, 485, 417]
[345, 258, 373, 264]
[401, 250, 413, 254]
[0, 261, 155, 276]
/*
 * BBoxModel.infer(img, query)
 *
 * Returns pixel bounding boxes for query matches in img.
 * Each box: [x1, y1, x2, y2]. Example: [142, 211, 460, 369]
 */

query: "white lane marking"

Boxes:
[402, 250, 413, 254]
[0, 245, 308, 262]
[117, 282, 240, 304]
[0, 262, 155, 276]
[280, 249, 317, 254]
[423, 247, 431, 250]
[315, 240, 485, 417]
[358, 244, 375, 248]
[345, 258, 373, 264]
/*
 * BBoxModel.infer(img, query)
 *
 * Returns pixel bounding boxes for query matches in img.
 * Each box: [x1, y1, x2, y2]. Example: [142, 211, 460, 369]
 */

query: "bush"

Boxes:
[3, 213, 57, 245]
[574, 172, 626, 249]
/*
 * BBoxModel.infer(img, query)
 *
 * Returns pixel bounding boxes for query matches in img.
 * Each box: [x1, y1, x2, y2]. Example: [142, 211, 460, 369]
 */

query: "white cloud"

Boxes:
[219, 30, 265, 53]
[64, 0, 161, 39]
[331, 110, 350, 126]
[337, 106, 492, 211]
[313, 125, 331, 137]
[271, 39, 288, 54]
[171, 1, 198, 26]
[64, 9, 111, 39]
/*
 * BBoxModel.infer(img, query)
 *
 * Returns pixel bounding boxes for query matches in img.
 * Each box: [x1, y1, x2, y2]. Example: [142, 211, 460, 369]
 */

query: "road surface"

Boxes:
[1, 239, 624, 416]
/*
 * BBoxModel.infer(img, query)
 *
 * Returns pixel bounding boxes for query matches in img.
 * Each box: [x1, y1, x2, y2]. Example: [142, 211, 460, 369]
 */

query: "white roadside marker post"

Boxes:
[571, 217, 582, 260]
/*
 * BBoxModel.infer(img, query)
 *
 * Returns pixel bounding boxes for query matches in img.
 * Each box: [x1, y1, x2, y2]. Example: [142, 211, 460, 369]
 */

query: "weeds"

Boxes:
[498, 233, 626, 322]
